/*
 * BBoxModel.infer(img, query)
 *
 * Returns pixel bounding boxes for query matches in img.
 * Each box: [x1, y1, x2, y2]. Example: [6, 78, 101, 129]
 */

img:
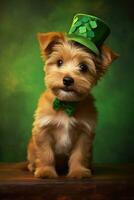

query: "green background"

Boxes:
[0, 0, 134, 163]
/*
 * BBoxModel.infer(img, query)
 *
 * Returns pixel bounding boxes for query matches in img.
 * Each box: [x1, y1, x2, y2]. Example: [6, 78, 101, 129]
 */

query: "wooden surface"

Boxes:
[0, 162, 134, 200]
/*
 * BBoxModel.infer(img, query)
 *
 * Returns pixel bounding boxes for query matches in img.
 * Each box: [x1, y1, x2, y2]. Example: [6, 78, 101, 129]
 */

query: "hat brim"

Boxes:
[66, 33, 100, 55]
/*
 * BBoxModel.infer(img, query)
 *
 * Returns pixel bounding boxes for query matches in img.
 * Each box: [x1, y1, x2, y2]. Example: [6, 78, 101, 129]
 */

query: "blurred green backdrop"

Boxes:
[0, 0, 134, 163]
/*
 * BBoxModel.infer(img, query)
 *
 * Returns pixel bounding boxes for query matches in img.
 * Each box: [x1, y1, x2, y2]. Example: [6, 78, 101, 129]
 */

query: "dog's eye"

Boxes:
[57, 59, 63, 67]
[79, 63, 88, 73]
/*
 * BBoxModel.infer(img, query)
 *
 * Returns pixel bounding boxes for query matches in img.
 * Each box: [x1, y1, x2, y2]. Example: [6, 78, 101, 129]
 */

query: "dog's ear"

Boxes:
[37, 32, 65, 59]
[100, 45, 119, 66]
[96, 45, 119, 77]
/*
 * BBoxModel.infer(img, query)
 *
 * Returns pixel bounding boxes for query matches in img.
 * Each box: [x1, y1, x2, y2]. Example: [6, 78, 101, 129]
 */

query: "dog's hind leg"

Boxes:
[27, 137, 36, 172]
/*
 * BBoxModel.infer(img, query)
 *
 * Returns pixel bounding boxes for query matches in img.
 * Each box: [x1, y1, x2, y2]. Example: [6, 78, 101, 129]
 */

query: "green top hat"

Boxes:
[67, 13, 110, 55]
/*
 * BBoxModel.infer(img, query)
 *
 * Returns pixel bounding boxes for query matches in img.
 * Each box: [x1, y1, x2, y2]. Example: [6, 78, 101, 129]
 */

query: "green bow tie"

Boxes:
[53, 98, 77, 117]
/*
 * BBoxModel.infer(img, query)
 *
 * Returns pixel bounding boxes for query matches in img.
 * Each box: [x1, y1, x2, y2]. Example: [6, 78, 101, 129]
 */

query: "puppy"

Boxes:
[27, 32, 118, 178]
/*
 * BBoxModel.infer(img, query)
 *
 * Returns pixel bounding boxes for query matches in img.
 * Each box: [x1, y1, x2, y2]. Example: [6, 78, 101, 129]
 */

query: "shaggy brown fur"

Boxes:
[27, 32, 118, 178]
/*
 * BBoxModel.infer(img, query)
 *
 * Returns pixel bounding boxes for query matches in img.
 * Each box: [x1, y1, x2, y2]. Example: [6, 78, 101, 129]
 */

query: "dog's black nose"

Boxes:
[63, 76, 74, 86]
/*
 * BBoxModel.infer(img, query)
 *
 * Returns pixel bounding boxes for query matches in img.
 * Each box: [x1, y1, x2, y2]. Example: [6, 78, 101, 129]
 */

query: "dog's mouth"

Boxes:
[60, 87, 76, 93]
[51, 86, 87, 101]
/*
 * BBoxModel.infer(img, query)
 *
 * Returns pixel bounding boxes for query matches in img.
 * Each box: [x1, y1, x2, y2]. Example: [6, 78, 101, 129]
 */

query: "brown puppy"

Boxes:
[27, 32, 118, 178]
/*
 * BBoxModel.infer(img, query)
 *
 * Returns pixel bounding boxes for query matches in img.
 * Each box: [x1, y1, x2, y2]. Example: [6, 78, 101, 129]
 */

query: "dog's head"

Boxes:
[38, 32, 118, 101]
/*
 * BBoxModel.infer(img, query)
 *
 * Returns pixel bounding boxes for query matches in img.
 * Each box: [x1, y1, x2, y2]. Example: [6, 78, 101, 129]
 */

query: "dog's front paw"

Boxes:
[67, 167, 92, 179]
[34, 166, 58, 178]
